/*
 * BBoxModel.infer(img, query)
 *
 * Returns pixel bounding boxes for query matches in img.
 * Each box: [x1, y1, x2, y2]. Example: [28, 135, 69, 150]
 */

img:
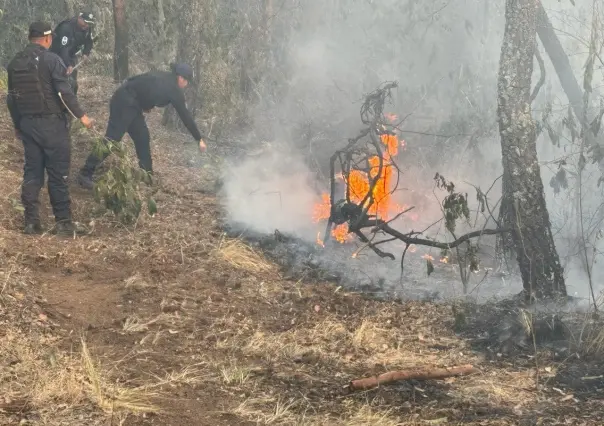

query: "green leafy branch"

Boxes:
[90, 137, 157, 224]
[434, 173, 470, 234]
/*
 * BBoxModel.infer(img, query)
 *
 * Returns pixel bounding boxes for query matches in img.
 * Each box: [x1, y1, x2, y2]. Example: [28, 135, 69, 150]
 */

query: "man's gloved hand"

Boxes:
[199, 139, 207, 152]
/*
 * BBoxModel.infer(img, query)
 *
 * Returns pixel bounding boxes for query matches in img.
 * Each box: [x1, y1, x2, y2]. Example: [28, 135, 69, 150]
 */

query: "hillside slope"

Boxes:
[0, 76, 601, 425]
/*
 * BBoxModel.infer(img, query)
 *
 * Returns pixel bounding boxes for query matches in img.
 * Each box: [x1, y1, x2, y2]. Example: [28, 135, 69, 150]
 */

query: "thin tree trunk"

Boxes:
[162, 28, 189, 130]
[112, 0, 129, 83]
[153, 0, 167, 69]
[498, 0, 566, 301]
[162, 0, 201, 130]
[536, 1, 586, 129]
[64, 0, 75, 16]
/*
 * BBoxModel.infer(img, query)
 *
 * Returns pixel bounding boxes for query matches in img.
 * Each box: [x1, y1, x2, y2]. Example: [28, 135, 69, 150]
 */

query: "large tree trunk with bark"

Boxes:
[112, 0, 129, 83]
[497, 0, 566, 301]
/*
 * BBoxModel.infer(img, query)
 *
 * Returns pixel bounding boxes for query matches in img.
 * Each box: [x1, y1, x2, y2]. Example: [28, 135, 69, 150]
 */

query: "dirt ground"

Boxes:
[1, 77, 603, 425]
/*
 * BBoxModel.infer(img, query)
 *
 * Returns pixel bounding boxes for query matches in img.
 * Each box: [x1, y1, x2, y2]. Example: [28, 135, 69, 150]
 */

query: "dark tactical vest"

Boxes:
[8, 46, 61, 115]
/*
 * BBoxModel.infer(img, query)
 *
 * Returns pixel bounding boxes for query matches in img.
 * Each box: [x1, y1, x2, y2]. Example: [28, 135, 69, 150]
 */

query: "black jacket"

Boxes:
[50, 18, 94, 67]
[6, 43, 84, 130]
[123, 71, 203, 141]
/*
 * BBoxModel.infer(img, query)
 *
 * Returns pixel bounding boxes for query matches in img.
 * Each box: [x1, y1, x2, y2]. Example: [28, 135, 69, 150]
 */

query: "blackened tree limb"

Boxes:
[353, 230, 396, 260]
[530, 45, 546, 104]
[536, 1, 587, 129]
[351, 220, 507, 251]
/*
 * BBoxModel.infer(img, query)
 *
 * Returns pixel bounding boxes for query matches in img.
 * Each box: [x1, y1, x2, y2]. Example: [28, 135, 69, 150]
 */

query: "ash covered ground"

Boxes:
[223, 218, 522, 303]
[218, 143, 524, 304]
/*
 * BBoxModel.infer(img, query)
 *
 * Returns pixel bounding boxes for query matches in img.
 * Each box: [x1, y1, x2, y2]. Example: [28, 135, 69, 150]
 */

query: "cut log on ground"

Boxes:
[349, 364, 477, 391]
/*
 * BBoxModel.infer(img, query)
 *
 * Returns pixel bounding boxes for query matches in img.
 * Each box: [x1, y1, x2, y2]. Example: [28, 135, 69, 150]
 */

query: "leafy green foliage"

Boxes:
[91, 137, 157, 224]
[434, 173, 470, 234]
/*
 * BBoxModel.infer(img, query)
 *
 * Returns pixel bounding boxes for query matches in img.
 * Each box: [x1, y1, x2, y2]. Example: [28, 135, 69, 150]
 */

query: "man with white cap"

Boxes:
[50, 12, 96, 95]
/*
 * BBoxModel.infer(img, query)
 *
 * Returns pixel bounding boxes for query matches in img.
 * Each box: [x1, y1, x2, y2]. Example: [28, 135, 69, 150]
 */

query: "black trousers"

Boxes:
[81, 85, 151, 177]
[19, 115, 72, 224]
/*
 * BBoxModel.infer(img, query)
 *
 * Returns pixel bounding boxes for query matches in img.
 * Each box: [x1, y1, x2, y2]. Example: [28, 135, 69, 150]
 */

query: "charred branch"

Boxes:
[536, 1, 585, 128]
[360, 221, 506, 251]
[530, 45, 545, 104]
[322, 82, 509, 267]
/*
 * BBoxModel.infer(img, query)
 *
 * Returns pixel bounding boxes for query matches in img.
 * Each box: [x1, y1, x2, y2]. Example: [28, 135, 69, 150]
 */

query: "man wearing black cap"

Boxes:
[77, 63, 206, 189]
[50, 12, 95, 95]
[6, 21, 94, 235]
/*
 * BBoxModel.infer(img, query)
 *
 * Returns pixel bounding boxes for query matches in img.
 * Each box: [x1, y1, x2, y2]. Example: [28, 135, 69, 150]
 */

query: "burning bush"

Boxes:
[314, 82, 506, 275]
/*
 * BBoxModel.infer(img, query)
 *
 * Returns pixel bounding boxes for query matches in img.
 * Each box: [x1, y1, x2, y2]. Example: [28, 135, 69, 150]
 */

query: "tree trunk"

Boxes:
[152, 0, 168, 69]
[64, 0, 75, 16]
[162, 0, 202, 131]
[112, 0, 129, 83]
[536, 1, 586, 129]
[497, 0, 566, 301]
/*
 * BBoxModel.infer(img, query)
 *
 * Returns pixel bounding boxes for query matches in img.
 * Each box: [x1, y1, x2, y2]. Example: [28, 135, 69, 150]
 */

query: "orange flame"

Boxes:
[314, 131, 407, 245]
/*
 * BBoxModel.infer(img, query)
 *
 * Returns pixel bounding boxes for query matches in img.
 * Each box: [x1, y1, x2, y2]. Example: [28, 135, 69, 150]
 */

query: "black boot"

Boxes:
[77, 172, 94, 190]
[23, 222, 43, 235]
[53, 220, 86, 237]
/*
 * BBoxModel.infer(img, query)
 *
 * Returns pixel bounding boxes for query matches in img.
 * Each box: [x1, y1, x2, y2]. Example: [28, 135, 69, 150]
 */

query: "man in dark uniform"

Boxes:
[77, 63, 206, 189]
[50, 12, 95, 95]
[6, 21, 94, 235]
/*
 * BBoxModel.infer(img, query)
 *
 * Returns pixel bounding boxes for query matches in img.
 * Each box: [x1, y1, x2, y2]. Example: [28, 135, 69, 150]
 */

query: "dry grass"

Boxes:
[81, 338, 160, 414]
[232, 398, 408, 425]
[0, 330, 86, 409]
[344, 405, 405, 426]
[574, 311, 604, 357]
[240, 314, 469, 369]
[352, 318, 391, 350]
[0, 331, 160, 422]
[233, 397, 299, 425]
[122, 314, 170, 333]
[124, 273, 152, 289]
[213, 237, 274, 273]
[243, 317, 351, 363]
[583, 327, 604, 355]
[220, 363, 253, 386]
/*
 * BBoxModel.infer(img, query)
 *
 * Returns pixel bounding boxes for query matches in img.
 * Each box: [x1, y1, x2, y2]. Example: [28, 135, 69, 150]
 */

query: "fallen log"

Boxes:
[349, 364, 477, 391]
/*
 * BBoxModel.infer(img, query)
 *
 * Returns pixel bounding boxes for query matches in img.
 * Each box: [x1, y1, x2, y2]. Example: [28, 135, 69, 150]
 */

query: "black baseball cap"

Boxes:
[79, 12, 95, 24]
[172, 63, 194, 82]
[28, 21, 54, 38]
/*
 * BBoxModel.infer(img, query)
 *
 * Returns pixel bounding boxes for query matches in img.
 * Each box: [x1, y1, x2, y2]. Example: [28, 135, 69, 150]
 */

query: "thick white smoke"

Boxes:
[222, 0, 604, 303]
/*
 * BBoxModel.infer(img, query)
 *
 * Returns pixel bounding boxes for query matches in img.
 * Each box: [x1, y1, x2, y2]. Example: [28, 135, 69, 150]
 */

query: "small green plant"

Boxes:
[91, 137, 157, 224]
[434, 173, 470, 234]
